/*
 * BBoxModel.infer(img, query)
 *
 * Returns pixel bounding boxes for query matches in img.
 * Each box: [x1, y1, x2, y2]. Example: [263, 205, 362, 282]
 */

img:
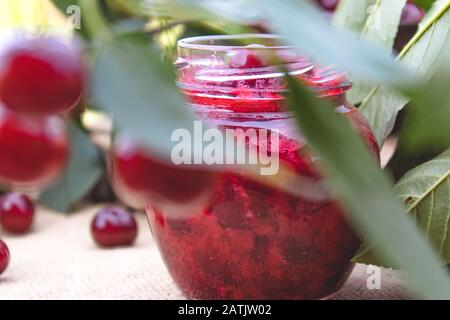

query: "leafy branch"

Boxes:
[359, 0, 450, 144]
[395, 149, 450, 263]
[347, 0, 406, 105]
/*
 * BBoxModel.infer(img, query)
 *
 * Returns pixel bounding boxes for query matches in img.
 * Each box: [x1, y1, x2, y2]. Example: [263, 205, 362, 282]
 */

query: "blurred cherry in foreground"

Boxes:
[0, 108, 68, 188]
[110, 135, 216, 214]
[0, 36, 85, 116]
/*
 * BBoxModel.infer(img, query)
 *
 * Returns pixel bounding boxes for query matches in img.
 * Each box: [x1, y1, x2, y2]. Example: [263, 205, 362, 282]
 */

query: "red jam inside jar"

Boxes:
[147, 35, 380, 300]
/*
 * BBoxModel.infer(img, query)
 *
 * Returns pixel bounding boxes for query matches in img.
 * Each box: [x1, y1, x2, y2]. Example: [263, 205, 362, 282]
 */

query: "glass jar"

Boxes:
[146, 35, 380, 300]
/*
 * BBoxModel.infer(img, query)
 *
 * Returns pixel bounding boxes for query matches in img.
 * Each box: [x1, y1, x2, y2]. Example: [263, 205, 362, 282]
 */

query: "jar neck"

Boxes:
[176, 35, 351, 114]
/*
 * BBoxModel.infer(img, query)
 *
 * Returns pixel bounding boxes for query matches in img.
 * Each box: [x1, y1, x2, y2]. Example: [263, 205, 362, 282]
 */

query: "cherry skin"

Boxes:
[0, 36, 84, 116]
[0, 108, 68, 188]
[111, 136, 216, 209]
[228, 49, 266, 69]
[0, 240, 9, 276]
[0, 193, 34, 234]
[315, 0, 339, 11]
[401, 1, 425, 26]
[91, 206, 138, 248]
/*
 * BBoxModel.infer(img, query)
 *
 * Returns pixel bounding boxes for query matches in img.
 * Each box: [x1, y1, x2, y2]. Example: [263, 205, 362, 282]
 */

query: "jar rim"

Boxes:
[177, 34, 295, 51]
[176, 34, 352, 101]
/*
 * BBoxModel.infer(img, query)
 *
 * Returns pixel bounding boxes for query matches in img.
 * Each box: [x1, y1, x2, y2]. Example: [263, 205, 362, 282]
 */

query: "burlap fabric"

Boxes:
[0, 205, 412, 300]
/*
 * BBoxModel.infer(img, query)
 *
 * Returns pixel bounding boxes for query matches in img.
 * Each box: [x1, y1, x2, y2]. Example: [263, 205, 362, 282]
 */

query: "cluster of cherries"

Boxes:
[0, 34, 148, 279]
[0, 35, 87, 277]
[0, 36, 85, 186]
[0, 34, 149, 279]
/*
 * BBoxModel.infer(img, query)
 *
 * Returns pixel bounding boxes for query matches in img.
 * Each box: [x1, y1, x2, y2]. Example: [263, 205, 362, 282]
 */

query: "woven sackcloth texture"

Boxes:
[0, 205, 412, 300]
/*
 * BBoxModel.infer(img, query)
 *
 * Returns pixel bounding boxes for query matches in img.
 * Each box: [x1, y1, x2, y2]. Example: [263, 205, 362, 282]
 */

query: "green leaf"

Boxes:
[181, 20, 255, 39]
[352, 242, 387, 267]
[420, 1, 447, 27]
[78, 0, 112, 41]
[415, 0, 438, 11]
[360, 0, 450, 145]
[348, 0, 407, 105]
[140, 0, 261, 23]
[259, 0, 414, 88]
[356, 147, 450, 266]
[109, 0, 144, 16]
[285, 75, 450, 299]
[92, 33, 198, 160]
[395, 149, 450, 263]
[41, 122, 103, 213]
[333, 0, 377, 33]
[355, 61, 450, 264]
[50, 0, 77, 13]
[402, 55, 450, 151]
[361, 0, 406, 58]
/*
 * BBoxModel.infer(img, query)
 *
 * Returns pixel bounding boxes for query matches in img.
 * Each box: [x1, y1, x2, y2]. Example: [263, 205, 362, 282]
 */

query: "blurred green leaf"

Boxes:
[259, 0, 414, 88]
[111, 18, 149, 35]
[109, 0, 144, 16]
[352, 242, 388, 267]
[182, 20, 256, 38]
[395, 149, 450, 263]
[141, 0, 262, 24]
[420, 0, 447, 26]
[355, 148, 450, 266]
[92, 33, 198, 160]
[50, 0, 77, 13]
[402, 56, 450, 150]
[285, 75, 450, 299]
[78, 0, 112, 41]
[415, 0, 438, 11]
[52, 0, 116, 40]
[41, 122, 103, 213]
[333, 0, 377, 33]
[348, 0, 407, 105]
[360, 0, 450, 144]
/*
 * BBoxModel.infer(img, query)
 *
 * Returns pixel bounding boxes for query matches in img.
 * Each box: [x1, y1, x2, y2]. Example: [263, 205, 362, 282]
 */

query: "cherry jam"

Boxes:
[147, 35, 379, 300]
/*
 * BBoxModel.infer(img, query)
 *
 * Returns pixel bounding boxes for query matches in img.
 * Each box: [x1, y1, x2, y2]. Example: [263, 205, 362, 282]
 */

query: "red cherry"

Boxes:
[0, 36, 84, 116]
[228, 49, 266, 69]
[315, 0, 339, 11]
[0, 240, 9, 276]
[0, 193, 34, 234]
[401, 2, 425, 26]
[91, 206, 138, 248]
[111, 136, 216, 209]
[0, 108, 68, 187]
